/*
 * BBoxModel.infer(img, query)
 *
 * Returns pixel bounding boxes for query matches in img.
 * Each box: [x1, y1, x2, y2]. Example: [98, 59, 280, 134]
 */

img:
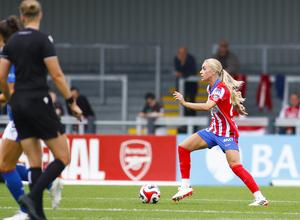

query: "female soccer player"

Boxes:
[0, 1, 82, 219]
[0, 15, 63, 220]
[172, 58, 268, 206]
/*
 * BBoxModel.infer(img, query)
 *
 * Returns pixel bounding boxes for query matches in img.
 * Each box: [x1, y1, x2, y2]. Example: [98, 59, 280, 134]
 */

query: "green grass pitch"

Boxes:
[1, 184, 300, 219]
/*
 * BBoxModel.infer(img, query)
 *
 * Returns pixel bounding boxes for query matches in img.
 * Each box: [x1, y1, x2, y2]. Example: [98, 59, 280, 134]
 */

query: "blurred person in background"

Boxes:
[0, 14, 31, 220]
[139, 92, 167, 135]
[278, 92, 300, 135]
[67, 87, 96, 133]
[212, 40, 240, 76]
[174, 46, 198, 116]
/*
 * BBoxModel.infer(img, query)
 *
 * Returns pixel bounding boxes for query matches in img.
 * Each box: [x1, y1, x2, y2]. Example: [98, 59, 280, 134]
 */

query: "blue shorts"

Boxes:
[197, 128, 239, 152]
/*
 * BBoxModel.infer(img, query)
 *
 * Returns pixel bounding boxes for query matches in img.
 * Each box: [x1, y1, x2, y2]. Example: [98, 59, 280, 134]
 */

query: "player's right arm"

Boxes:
[173, 91, 216, 111]
[234, 103, 248, 116]
[0, 82, 14, 103]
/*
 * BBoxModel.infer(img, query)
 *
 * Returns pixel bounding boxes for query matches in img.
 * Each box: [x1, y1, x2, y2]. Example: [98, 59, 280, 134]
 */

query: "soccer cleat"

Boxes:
[18, 195, 39, 220]
[172, 186, 194, 201]
[248, 197, 269, 206]
[47, 178, 63, 210]
[3, 210, 29, 220]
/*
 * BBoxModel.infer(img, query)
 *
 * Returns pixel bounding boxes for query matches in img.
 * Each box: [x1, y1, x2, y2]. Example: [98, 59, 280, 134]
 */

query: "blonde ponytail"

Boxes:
[219, 69, 245, 105]
[205, 58, 245, 105]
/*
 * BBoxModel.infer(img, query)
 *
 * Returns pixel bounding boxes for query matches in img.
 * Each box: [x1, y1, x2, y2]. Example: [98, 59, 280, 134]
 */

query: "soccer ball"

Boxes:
[139, 184, 161, 204]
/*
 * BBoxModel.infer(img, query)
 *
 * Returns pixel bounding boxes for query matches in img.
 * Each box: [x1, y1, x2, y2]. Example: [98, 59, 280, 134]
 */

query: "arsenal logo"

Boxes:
[119, 139, 152, 181]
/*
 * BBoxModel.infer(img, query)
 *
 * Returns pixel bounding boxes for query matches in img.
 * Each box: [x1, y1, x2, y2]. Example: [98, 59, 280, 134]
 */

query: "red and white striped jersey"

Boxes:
[207, 79, 239, 138]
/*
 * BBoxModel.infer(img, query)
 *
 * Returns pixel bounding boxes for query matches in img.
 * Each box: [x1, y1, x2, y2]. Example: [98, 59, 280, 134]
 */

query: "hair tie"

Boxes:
[219, 68, 223, 75]
[6, 18, 9, 24]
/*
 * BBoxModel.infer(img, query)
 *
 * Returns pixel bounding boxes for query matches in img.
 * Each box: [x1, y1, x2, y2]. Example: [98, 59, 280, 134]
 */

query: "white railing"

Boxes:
[0, 115, 208, 135]
[0, 116, 89, 135]
[61, 117, 87, 134]
[55, 43, 161, 102]
[0, 116, 269, 135]
[61, 116, 210, 135]
[135, 116, 209, 135]
[274, 118, 300, 135]
[62, 116, 269, 135]
[48, 74, 128, 121]
[234, 117, 269, 127]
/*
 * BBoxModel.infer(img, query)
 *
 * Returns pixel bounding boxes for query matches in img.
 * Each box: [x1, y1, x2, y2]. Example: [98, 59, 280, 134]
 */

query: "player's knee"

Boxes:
[65, 153, 71, 166]
[60, 154, 70, 167]
[229, 162, 241, 168]
[0, 160, 3, 172]
[0, 160, 15, 172]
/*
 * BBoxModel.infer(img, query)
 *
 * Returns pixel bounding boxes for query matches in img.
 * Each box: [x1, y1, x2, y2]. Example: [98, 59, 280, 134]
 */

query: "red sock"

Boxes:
[232, 164, 259, 193]
[178, 146, 191, 179]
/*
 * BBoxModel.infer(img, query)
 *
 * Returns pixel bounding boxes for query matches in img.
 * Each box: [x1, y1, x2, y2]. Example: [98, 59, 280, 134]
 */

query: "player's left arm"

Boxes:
[0, 58, 12, 102]
[173, 91, 216, 111]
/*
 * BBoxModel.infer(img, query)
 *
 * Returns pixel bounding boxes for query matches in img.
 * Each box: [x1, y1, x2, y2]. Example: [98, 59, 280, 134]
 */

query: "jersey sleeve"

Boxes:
[7, 65, 16, 83]
[209, 86, 226, 105]
[0, 44, 11, 60]
[42, 35, 57, 59]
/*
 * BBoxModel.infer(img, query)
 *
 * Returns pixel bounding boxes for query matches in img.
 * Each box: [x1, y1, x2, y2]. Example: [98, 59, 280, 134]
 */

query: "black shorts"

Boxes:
[11, 93, 65, 140]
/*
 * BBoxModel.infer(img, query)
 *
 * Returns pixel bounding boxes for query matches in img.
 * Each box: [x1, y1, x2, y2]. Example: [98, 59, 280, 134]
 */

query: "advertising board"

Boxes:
[6, 135, 176, 182]
[176, 135, 300, 186]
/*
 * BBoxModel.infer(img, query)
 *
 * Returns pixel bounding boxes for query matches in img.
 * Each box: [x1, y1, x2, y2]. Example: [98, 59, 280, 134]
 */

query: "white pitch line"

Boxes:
[35, 197, 300, 204]
[44, 197, 300, 203]
[68, 197, 300, 203]
[0, 196, 299, 204]
[190, 198, 300, 203]
[1, 207, 300, 216]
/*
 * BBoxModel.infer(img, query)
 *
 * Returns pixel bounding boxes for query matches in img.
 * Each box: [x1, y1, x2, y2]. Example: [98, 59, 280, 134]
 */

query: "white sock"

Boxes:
[181, 178, 190, 188]
[253, 191, 264, 199]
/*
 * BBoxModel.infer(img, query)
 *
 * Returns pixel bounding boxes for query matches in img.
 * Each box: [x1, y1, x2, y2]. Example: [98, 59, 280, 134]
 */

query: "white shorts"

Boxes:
[2, 121, 19, 142]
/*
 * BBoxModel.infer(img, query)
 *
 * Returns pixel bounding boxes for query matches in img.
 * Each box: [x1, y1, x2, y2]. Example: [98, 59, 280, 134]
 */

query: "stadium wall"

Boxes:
[1, 0, 300, 69]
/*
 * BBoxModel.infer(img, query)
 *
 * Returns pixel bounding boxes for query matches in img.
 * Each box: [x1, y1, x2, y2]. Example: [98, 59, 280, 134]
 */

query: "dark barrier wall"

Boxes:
[1, 0, 299, 68]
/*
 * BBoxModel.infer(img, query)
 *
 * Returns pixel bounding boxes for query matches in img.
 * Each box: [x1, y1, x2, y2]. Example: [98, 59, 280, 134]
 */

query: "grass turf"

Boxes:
[0, 184, 300, 219]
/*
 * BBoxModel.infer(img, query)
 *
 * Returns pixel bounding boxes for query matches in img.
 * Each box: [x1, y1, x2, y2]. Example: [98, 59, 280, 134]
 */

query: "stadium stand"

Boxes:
[46, 69, 285, 134]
